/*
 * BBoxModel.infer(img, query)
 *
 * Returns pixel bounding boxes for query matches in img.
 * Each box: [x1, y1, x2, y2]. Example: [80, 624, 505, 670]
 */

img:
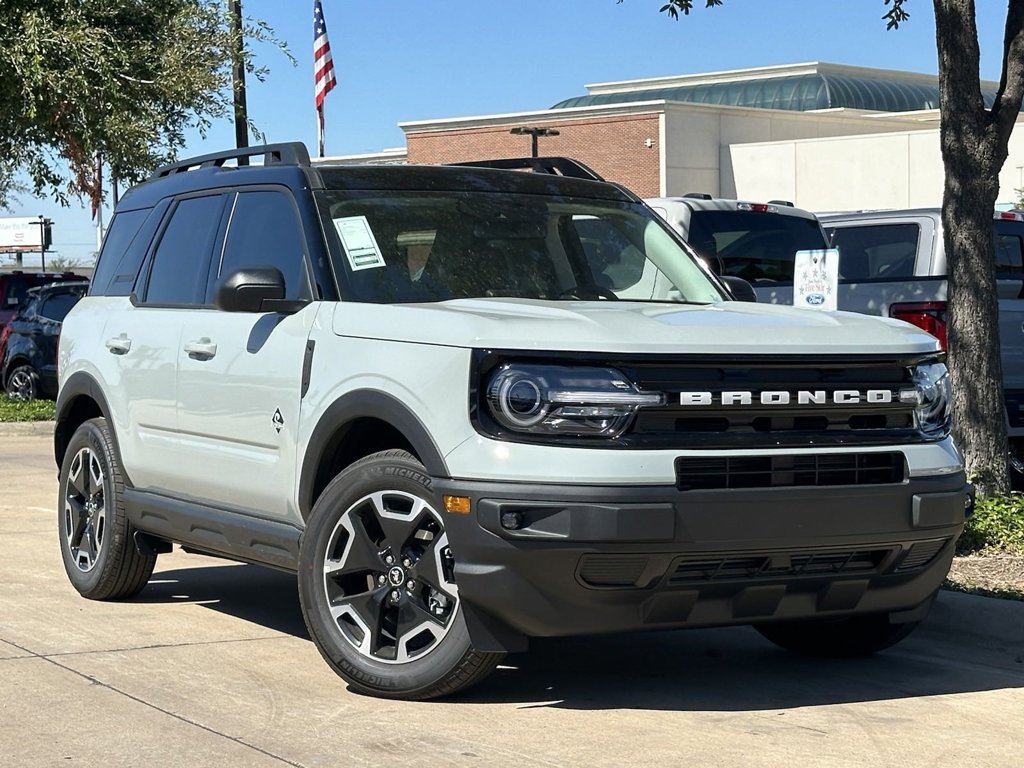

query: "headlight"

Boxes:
[900, 361, 951, 438]
[485, 364, 664, 438]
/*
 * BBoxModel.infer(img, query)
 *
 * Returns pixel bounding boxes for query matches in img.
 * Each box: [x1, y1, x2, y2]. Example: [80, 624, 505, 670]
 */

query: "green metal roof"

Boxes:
[551, 72, 997, 113]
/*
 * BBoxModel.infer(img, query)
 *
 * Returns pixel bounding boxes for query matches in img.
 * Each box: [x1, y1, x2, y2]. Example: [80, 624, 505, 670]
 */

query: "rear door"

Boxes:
[103, 194, 227, 494]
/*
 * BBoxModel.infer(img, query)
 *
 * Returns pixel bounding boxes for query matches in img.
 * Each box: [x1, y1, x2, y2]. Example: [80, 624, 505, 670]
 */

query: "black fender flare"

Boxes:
[54, 372, 121, 474]
[298, 389, 451, 518]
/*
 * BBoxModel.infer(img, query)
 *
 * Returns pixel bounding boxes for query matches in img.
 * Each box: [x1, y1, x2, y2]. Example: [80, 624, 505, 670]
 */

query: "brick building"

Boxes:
[327, 61, 1024, 212]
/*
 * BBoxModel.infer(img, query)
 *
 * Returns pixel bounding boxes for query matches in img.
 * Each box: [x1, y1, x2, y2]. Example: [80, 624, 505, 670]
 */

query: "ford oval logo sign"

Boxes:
[804, 293, 826, 306]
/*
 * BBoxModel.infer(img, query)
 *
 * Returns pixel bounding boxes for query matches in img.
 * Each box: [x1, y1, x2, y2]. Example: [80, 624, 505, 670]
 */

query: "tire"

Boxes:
[298, 449, 503, 700]
[755, 610, 925, 658]
[5, 364, 39, 401]
[58, 418, 156, 600]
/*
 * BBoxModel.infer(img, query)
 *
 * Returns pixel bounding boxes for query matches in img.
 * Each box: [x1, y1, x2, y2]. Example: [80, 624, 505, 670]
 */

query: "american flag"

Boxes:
[313, 0, 336, 109]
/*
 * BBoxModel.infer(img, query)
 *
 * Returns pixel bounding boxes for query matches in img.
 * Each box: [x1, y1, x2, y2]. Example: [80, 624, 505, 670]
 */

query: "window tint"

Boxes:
[4, 277, 30, 308]
[39, 291, 82, 322]
[91, 209, 149, 296]
[146, 196, 225, 305]
[217, 191, 310, 301]
[688, 211, 828, 283]
[827, 223, 920, 281]
[994, 221, 1024, 279]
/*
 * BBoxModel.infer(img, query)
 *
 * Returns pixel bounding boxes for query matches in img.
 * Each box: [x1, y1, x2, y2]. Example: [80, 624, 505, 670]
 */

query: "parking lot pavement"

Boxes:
[2, 427, 1023, 768]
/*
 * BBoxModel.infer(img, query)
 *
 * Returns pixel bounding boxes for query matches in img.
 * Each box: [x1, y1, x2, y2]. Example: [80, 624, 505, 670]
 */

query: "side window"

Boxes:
[91, 208, 149, 296]
[828, 223, 920, 281]
[4, 277, 30, 308]
[39, 292, 82, 323]
[145, 196, 225, 305]
[994, 229, 1023, 279]
[216, 191, 310, 301]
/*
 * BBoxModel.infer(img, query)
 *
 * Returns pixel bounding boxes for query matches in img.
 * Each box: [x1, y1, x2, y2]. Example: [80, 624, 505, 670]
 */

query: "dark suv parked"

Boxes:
[2, 280, 89, 400]
[0, 271, 84, 338]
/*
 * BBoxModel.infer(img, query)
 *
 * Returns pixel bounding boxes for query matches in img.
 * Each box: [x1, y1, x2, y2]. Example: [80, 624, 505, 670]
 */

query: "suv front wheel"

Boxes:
[298, 450, 503, 700]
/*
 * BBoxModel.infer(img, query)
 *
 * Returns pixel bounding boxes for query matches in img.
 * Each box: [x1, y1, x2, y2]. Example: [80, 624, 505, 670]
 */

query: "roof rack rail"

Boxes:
[768, 199, 795, 207]
[151, 142, 311, 179]
[447, 156, 605, 182]
[682, 192, 713, 200]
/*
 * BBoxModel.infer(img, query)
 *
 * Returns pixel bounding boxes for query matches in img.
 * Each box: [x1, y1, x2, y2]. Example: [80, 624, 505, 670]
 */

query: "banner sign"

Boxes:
[0, 217, 43, 251]
[793, 248, 839, 311]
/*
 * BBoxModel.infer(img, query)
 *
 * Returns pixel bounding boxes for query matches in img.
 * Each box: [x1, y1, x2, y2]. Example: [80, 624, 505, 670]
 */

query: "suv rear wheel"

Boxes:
[58, 418, 157, 599]
[5, 364, 39, 401]
[298, 450, 503, 699]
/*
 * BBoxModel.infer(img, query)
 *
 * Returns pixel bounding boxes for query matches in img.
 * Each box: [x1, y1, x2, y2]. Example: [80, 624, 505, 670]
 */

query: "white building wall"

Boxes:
[661, 104, 923, 199]
[731, 118, 1024, 213]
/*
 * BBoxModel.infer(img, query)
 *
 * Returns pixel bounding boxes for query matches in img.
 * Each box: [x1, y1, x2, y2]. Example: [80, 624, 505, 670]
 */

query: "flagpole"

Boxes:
[314, 0, 336, 160]
[318, 104, 325, 158]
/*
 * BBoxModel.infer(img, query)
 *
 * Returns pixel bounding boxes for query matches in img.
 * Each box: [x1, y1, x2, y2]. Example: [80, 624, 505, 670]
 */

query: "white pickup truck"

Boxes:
[772, 208, 1024, 481]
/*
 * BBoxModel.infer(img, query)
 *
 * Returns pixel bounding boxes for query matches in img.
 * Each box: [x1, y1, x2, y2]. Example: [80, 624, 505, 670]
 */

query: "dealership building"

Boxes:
[334, 62, 1024, 212]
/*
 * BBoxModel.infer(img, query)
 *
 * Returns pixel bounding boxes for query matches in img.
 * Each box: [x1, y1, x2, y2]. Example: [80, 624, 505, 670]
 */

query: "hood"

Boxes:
[331, 298, 940, 356]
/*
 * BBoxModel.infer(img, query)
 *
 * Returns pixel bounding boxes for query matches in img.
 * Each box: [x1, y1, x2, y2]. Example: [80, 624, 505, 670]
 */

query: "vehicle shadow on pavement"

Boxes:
[125, 565, 1024, 712]
[133, 562, 309, 640]
[453, 593, 1024, 711]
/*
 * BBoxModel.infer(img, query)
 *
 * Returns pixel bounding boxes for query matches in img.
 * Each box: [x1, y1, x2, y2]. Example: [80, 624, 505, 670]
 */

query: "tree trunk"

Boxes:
[933, 0, 1024, 496]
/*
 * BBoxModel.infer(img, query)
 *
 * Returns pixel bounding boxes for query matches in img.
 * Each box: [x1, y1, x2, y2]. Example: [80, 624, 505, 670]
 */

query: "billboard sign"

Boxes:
[0, 217, 43, 252]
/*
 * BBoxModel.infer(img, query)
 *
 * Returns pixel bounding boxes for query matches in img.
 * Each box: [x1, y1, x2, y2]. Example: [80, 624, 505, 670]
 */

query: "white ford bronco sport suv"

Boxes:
[55, 143, 970, 700]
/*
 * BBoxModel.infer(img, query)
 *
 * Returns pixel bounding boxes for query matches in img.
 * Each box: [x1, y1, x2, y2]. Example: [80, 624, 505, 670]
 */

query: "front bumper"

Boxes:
[435, 473, 970, 651]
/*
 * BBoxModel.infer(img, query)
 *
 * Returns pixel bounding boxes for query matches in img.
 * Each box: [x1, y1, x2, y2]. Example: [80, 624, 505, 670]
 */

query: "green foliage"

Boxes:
[641, 0, 909, 26]
[0, 395, 55, 422]
[943, 578, 1024, 602]
[957, 495, 1024, 555]
[0, 0, 290, 209]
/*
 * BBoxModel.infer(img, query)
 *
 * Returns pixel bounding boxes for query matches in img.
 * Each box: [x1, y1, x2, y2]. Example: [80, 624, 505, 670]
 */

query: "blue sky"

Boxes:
[4, 0, 1014, 266]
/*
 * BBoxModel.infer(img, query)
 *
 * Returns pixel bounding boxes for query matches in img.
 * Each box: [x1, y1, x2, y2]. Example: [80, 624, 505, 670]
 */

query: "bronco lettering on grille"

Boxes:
[678, 390, 894, 406]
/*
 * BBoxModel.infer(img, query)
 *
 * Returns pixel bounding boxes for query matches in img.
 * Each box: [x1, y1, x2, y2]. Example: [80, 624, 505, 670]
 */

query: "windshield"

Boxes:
[315, 189, 725, 304]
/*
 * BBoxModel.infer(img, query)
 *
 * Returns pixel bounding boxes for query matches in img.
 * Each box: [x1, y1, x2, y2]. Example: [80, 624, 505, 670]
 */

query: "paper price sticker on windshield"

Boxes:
[334, 216, 386, 271]
[793, 248, 839, 311]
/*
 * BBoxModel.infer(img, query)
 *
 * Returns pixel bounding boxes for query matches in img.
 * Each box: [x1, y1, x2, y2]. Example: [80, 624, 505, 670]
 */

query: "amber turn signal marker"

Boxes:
[443, 495, 471, 514]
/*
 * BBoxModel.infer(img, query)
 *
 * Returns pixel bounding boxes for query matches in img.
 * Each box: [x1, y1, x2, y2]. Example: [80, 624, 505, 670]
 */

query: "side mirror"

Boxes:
[720, 275, 758, 303]
[215, 267, 286, 313]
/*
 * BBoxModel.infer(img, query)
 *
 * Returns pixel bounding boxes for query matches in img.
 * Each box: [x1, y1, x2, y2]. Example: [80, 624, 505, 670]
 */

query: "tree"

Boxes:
[0, 0, 286, 210]
[646, 0, 1024, 496]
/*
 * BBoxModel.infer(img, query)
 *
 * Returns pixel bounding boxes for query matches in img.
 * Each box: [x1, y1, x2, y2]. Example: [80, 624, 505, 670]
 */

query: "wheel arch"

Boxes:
[299, 390, 450, 521]
[54, 372, 122, 477]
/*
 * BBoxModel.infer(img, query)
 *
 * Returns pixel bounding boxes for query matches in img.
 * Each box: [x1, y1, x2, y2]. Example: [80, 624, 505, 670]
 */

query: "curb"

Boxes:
[0, 420, 55, 437]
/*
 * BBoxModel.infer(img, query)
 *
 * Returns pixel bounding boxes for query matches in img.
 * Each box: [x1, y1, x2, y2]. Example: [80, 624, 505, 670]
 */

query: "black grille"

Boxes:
[675, 452, 905, 490]
[626, 357, 924, 449]
[669, 548, 893, 585]
[897, 538, 949, 571]
[578, 555, 649, 587]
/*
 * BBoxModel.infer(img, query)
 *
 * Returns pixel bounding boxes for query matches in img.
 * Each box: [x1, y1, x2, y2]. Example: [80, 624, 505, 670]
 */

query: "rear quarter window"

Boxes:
[91, 207, 159, 296]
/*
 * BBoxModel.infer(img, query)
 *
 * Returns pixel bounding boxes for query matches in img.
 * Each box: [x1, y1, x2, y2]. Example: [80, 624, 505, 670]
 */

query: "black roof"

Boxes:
[117, 143, 634, 211]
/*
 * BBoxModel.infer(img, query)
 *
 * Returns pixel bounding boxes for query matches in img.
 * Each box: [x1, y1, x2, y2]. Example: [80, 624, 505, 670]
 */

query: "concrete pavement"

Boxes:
[1, 426, 1023, 767]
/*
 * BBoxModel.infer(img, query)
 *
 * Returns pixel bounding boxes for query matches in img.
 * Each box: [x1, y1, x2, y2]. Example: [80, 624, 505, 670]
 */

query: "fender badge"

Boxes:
[272, 409, 284, 433]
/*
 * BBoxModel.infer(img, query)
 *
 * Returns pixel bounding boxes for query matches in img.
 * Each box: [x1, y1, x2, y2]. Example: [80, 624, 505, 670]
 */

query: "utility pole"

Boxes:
[229, 0, 249, 165]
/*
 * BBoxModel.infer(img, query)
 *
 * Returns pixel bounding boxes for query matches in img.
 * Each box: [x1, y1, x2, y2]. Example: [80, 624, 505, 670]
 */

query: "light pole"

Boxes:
[37, 215, 49, 273]
[229, 0, 249, 164]
[510, 126, 560, 158]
